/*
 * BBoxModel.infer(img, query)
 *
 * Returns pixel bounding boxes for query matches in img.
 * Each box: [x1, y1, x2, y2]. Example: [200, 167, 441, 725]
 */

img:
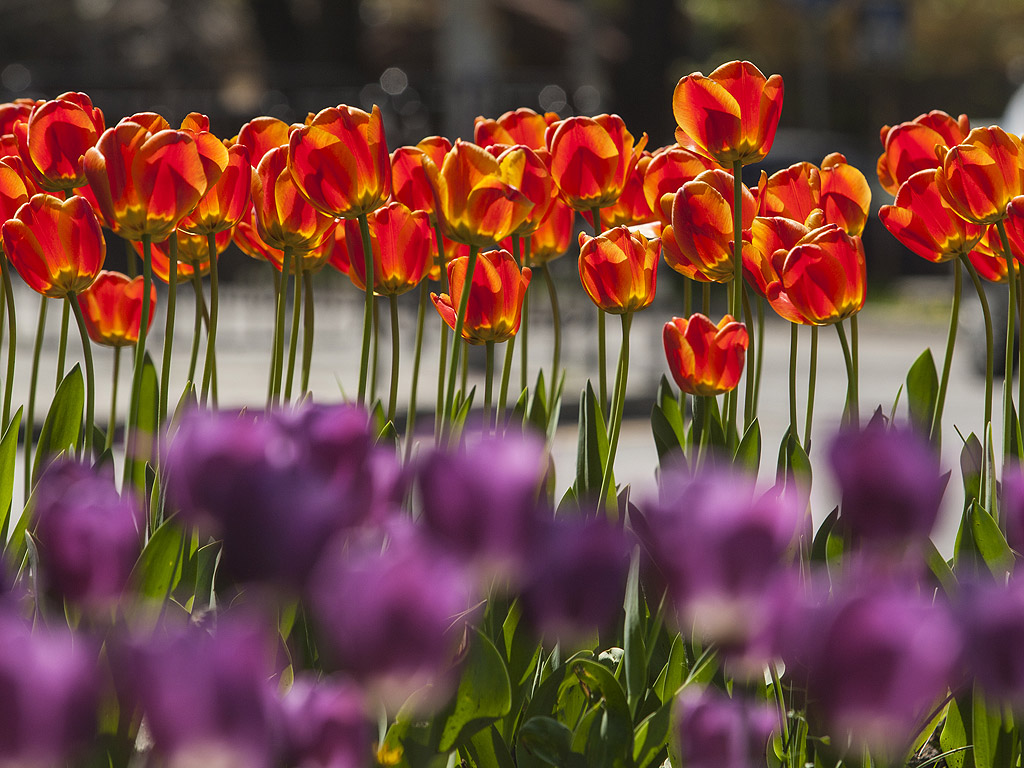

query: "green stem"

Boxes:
[0, 259, 16, 428]
[433, 221, 450, 442]
[301, 270, 315, 396]
[187, 271, 203, 387]
[804, 325, 818, 452]
[69, 294, 95, 458]
[55, 298, 70, 386]
[788, 322, 799, 439]
[850, 313, 860, 425]
[518, 238, 529, 393]
[200, 233, 220, 407]
[931, 259, 962, 444]
[484, 340, 495, 431]
[731, 160, 743, 318]
[835, 320, 858, 427]
[405, 281, 429, 461]
[123, 235, 153, 489]
[105, 347, 120, 453]
[754, 297, 765, 412]
[24, 297, 47, 495]
[356, 212, 375, 406]
[387, 293, 400, 424]
[272, 248, 291, 405]
[597, 313, 632, 514]
[997, 219, 1018, 458]
[159, 234, 178, 423]
[541, 263, 561, 410]
[741, 281, 754, 429]
[962, 254, 994, 429]
[460, 340, 468, 397]
[266, 267, 281, 406]
[598, 309, 608, 411]
[443, 245, 480, 426]
[499, 335, 515, 426]
[283, 254, 303, 403]
[370, 297, 380, 404]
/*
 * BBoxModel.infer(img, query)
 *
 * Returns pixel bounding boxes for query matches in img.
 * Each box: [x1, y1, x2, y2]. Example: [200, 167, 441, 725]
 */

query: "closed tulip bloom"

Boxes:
[741, 214, 820, 324]
[578, 226, 660, 313]
[880, 169, 985, 263]
[178, 142, 250, 235]
[667, 168, 756, 282]
[759, 153, 871, 236]
[390, 142, 445, 218]
[2, 194, 104, 298]
[936, 126, 1024, 224]
[77, 270, 156, 347]
[672, 60, 784, 167]
[524, 197, 573, 263]
[643, 144, 714, 224]
[781, 224, 867, 325]
[490, 143, 555, 236]
[288, 103, 390, 219]
[237, 115, 293, 167]
[432, 248, 531, 344]
[433, 140, 534, 246]
[474, 107, 557, 150]
[594, 151, 656, 228]
[877, 110, 970, 196]
[663, 313, 748, 396]
[968, 244, 1015, 283]
[84, 120, 209, 241]
[0, 98, 38, 137]
[342, 201, 433, 295]
[251, 146, 336, 253]
[15, 92, 105, 192]
[545, 113, 646, 210]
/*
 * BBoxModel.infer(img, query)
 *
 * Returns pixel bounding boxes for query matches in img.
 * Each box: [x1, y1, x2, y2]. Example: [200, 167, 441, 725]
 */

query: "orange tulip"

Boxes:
[936, 126, 1024, 225]
[779, 224, 866, 325]
[642, 144, 714, 225]
[578, 226, 660, 314]
[546, 114, 646, 212]
[967, 244, 1016, 283]
[432, 248, 531, 344]
[513, 197, 573, 264]
[237, 116, 293, 167]
[339, 202, 433, 296]
[390, 140, 448, 219]
[0, 157, 31, 231]
[179, 143, 251, 235]
[879, 170, 985, 264]
[0, 99, 38, 137]
[758, 153, 871, 236]
[1, 194, 104, 298]
[288, 104, 391, 219]
[666, 168, 756, 282]
[672, 60, 784, 167]
[741, 215, 820, 324]
[250, 146, 337, 253]
[15, 93, 105, 193]
[432, 140, 534, 247]
[76, 270, 156, 347]
[663, 314, 748, 396]
[592, 152, 656, 228]
[877, 111, 970, 196]
[84, 120, 209, 242]
[486, 144, 555, 236]
[474, 108, 558, 150]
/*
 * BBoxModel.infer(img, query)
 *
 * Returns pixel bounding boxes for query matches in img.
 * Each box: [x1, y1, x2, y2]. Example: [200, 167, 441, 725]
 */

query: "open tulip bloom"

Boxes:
[6, 68, 1024, 768]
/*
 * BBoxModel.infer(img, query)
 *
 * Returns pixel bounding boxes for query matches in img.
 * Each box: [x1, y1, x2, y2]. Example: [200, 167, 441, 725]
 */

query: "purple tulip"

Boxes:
[676, 688, 777, 768]
[520, 517, 631, 640]
[416, 432, 548, 581]
[31, 459, 142, 607]
[0, 610, 98, 764]
[636, 467, 801, 656]
[123, 614, 283, 767]
[829, 422, 945, 547]
[281, 676, 372, 768]
[309, 523, 474, 707]
[164, 404, 396, 588]
[957, 579, 1024, 707]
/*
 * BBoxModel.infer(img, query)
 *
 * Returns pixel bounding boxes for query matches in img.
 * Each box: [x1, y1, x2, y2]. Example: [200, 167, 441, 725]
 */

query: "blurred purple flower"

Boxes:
[309, 523, 474, 708]
[635, 467, 801, 656]
[676, 687, 777, 768]
[281, 676, 372, 768]
[0, 610, 98, 765]
[123, 614, 283, 767]
[829, 422, 945, 547]
[1001, 465, 1024, 557]
[416, 432, 548, 581]
[956, 579, 1024, 707]
[32, 458, 142, 607]
[164, 404, 397, 588]
[520, 517, 631, 641]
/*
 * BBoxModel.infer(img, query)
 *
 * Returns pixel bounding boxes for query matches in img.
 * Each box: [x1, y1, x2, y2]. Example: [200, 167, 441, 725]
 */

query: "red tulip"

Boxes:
[0, 157, 32, 230]
[236, 116, 293, 168]
[77, 270, 156, 347]
[759, 153, 871, 236]
[15, 93, 105, 192]
[741, 215, 820, 324]
[877, 111, 970, 196]
[578, 226, 660, 314]
[288, 104, 391, 219]
[487, 144, 555, 236]
[936, 126, 1024, 225]
[517, 198, 574, 264]
[592, 151, 656, 228]
[340, 202, 433, 296]
[432, 249, 532, 344]
[2, 194, 105, 298]
[474, 108, 557, 151]
[780, 224, 867, 325]
[672, 61, 783, 167]
[642, 144, 714, 225]
[251, 146, 336, 253]
[390, 139, 450, 219]
[663, 313, 748, 396]
[179, 143, 251, 235]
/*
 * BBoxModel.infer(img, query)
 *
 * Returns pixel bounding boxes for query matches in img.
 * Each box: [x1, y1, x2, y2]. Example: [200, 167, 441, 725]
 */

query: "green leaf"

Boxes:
[511, 387, 530, 432]
[960, 432, 984, 505]
[32, 364, 83, 485]
[733, 418, 761, 476]
[438, 629, 512, 751]
[131, 354, 159, 492]
[570, 660, 631, 722]
[0, 407, 23, 543]
[940, 697, 969, 768]
[376, 420, 399, 447]
[466, 726, 517, 768]
[547, 370, 566, 441]
[652, 634, 686, 704]
[519, 717, 573, 767]
[129, 518, 187, 607]
[575, 381, 612, 506]
[528, 369, 548, 435]
[924, 538, 959, 598]
[651, 377, 686, 466]
[971, 501, 1014, 579]
[379, 688, 450, 768]
[972, 684, 1000, 768]
[623, 548, 646, 717]
[633, 699, 673, 768]
[906, 348, 938, 435]
[810, 506, 839, 563]
[450, 387, 476, 442]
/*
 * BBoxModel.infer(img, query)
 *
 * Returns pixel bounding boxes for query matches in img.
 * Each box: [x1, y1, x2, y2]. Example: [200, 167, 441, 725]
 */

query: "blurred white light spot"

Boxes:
[380, 67, 408, 96]
[1, 64, 30, 93]
[538, 84, 567, 113]
[574, 84, 602, 115]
